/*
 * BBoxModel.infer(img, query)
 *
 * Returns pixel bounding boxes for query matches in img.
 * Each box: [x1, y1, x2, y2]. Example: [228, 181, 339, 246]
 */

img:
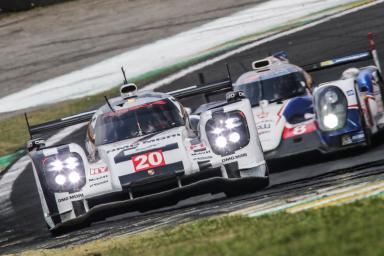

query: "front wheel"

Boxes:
[359, 108, 372, 148]
[224, 177, 269, 198]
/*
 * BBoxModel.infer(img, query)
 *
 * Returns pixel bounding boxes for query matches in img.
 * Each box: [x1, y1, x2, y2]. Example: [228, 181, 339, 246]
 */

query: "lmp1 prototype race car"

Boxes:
[25, 78, 268, 233]
[232, 52, 319, 159]
[309, 33, 384, 151]
[227, 33, 383, 158]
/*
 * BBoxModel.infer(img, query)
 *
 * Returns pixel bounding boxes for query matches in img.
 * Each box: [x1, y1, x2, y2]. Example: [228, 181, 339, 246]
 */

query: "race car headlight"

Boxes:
[42, 153, 86, 192]
[324, 90, 339, 104]
[229, 132, 241, 143]
[315, 86, 347, 131]
[68, 171, 81, 184]
[215, 136, 228, 148]
[55, 174, 67, 186]
[323, 113, 339, 129]
[206, 111, 250, 155]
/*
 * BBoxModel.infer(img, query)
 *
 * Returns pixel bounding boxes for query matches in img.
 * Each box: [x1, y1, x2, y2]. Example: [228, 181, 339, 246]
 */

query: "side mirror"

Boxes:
[226, 91, 245, 103]
[27, 138, 46, 152]
[184, 107, 192, 115]
[189, 115, 200, 133]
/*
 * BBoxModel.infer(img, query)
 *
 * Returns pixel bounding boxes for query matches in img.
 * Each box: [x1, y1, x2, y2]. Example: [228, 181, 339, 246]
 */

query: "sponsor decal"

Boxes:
[347, 90, 355, 96]
[341, 135, 352, 146]
[320, 60, 334, 67]
[258, 131, 270, 135]
[106, 143, 138, 154]
[189, 143, 206, 151]
[141, 133, 181, 144]
[191, 149, 211, 156]
[283, 121, 316, 139]
[89, 174, 108, 183]
[90, 180, 108, 188]
[57, 193, 84, 203]
[222, 153, 248, 163]
[193, 156, 213, 161]
[257, 123, 271, 130]
[341, 132, 365, 146]
[115, 143, 178, 164]
[90, 166, 108, 175]
[320, 53, 369, 67]
[132, 150, 165, 172]
[106, 134, 181, 154]
[256, 112, 269, 119]
[135, 143, 159, 152]
[147, 169, 155, 176]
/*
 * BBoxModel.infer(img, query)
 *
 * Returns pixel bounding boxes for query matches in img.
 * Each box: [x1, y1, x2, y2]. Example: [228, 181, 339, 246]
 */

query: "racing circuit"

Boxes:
[1, 1, 384, 254]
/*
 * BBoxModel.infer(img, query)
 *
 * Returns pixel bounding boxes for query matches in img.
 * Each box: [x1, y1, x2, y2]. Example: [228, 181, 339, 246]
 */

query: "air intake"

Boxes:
[120, 83, 137, 99]
[252, 58, 271, 71]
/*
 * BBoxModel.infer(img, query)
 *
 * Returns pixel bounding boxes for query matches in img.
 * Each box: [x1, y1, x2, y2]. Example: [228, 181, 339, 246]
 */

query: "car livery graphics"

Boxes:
[310, 33, 384, 151]
[314, 66, 384, 150]
[27, 81, 268, 232]
[233, 53, 320, 159]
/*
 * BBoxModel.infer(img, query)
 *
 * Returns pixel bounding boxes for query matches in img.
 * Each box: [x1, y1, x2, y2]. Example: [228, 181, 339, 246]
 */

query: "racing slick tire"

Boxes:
[224, 177, 269, 198]
[359, 108, 372, 148]
[224, 164, 269, 198]
[45, 200, 90, 236]
[47, 220, 91, 236]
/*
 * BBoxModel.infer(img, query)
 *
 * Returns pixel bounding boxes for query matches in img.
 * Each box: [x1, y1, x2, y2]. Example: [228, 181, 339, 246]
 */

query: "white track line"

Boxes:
[0, 0, 372, 113]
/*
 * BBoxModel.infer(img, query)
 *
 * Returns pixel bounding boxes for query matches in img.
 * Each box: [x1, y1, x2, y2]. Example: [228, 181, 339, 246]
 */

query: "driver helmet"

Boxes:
[341, 68, 360, 79]
[140, 118, 156, 134]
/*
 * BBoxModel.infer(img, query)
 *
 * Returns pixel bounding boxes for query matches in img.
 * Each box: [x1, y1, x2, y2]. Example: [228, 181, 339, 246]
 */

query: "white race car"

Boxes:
[26, 79, 268, 233]
[232, 53, 320, 159]
[310, 33, 384, 150]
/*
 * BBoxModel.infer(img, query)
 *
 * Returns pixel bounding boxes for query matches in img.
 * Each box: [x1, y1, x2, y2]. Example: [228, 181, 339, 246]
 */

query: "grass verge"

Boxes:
[20, 196, 384, 256]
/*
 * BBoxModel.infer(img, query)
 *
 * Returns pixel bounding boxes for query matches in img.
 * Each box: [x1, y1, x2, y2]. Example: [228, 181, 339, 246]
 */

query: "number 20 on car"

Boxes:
[132, 150, 165, 172]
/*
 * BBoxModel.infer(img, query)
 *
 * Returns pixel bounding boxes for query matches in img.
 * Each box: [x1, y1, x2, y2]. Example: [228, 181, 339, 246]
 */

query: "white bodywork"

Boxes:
[233, 55, 316, 155]
[29, 91, 267, 230]
[251, 103, 287, 152]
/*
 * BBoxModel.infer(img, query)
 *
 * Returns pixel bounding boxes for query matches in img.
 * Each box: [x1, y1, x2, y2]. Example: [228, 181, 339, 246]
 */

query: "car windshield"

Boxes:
[95, 99, 185, 145]
[236, 72, 307, 106]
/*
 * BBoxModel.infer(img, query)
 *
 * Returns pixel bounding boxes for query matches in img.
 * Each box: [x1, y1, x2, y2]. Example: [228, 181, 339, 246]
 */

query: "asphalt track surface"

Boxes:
[1, 2, 384, 254]
[0, 0, 266, 101]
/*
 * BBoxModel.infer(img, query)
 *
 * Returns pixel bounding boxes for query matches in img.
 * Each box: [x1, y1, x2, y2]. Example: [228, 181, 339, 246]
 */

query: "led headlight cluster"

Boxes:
[315, 86, 347, 131]
[42, 153, 86, 193]
[206, 111, 250, 155]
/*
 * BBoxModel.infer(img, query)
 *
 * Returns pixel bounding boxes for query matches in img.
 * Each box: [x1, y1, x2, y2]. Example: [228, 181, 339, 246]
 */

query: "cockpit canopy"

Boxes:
[235, 71, 308, 106]
[94, 99, 185, 146]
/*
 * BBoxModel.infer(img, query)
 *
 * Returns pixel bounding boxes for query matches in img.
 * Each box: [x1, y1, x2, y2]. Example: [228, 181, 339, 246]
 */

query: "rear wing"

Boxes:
[26, 110, 96, 138]
[302, 51, 372, 72]
[168, 78, 232, 99]
[303, 32, 382, 73]
[168, 63, 233, 100]
[26, 77, 233, 138]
